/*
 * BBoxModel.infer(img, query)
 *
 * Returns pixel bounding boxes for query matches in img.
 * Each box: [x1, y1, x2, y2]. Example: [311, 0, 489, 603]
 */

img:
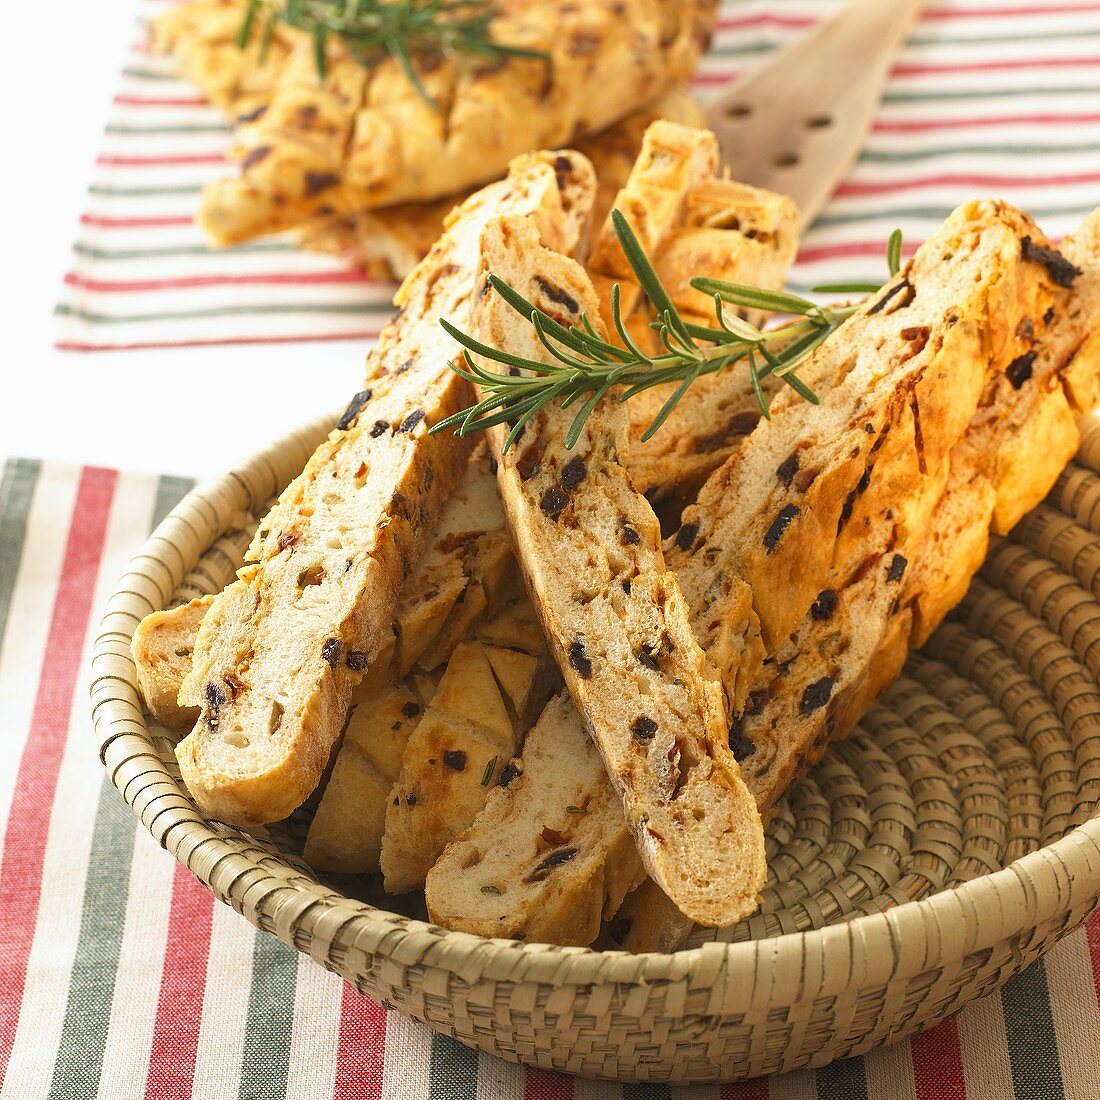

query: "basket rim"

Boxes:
[90, 413, 1100, 1005]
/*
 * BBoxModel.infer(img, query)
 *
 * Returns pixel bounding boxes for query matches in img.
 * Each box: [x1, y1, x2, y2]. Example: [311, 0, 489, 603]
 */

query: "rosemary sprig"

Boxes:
[431, 210, 902, 453]
[237, 0, 547, 109]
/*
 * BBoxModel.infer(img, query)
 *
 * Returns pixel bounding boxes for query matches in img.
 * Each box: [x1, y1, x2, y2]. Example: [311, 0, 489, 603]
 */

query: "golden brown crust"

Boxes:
[131, 596, 214, 729]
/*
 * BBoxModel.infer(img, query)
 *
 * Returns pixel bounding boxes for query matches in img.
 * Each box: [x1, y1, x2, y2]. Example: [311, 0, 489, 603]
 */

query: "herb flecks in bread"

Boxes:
[175, 150, 596, 827]
[471, 212, 765, 927]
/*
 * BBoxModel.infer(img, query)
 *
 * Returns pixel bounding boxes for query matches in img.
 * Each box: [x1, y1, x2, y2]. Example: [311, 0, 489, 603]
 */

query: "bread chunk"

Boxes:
[426, 693, 643, 945]
[131, 596, 214, 729]
[586, 122, 800, 502]
[303, 683, 425, 874]
[381, 641, 524, 893]
[473, 213, 765, 927]
[176, 151, 596, 826]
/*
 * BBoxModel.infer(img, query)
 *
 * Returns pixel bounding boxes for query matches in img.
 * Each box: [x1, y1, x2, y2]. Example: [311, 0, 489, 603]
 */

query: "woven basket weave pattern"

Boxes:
[91, 415, 1100, 1084]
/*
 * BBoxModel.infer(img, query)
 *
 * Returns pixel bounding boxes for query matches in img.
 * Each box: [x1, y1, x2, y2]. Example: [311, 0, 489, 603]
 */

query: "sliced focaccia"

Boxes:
[585, 121, 801, 503]
[131, 596, 215, 730]
[381, 636, 548, 893]
[425, 693, 643, 945]
[295, 87, 706, 282]
[176, 151, 596, 827]
[302, 683, 427, 874]
[472, 213, 765, 928]
[668, 201, 1081, 818]
[165, 0, 714, 244]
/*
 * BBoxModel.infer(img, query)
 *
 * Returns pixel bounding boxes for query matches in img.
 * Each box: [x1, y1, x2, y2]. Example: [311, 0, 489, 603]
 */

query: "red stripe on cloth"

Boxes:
[96, 152, 227, 167]
[114, 94, 209, 107]
[1087, 907, 1100, 1008]
[836, 169, 1100, 198]
[911, 1017, 967, 1100]
[56, 330, 383, 353]
[80, 213, 193, 229]
[524, 1067, 574, 1099]
[893, 56, 1100, 77]
[873, 113, 1100, 134]
[0, 467, 118, 1086]
[142, 864, 214, 1100]
[722, 1079, 769, 1099]
[332, 986, 386, 1100]
[64, 270, 367, 293]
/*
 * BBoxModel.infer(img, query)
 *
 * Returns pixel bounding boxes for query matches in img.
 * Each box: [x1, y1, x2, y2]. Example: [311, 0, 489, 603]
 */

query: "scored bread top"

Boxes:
[295, 87, 707, 284]
[175, 0, 715, 244]
[175, 151, 597, 827]
[473, 212, 765, 927]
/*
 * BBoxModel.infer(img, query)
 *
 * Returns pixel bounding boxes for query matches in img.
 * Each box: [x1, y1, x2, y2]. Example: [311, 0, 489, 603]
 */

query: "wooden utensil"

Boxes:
[705, 0, 929, 223]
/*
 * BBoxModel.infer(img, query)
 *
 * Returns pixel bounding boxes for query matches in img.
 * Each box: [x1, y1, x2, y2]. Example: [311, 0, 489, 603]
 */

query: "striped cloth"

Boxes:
[55, 0, 1100, 351]
[2, 458, 1099, 1097]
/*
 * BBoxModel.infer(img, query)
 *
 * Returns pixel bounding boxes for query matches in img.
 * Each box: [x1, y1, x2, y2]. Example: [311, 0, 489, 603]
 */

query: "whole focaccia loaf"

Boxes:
[164, 0, 715, 244]
[176, 151, 596, 827]
[473, 213, 765, 928]
[668, 201, 1079, 816]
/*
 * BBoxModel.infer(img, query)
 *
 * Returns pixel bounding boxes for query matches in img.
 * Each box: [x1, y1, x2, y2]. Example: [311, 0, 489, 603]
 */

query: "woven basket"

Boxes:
[91, 414, 1100, 1084]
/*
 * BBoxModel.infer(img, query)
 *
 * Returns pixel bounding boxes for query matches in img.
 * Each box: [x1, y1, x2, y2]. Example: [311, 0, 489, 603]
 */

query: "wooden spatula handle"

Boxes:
[704, 0, 929, 225]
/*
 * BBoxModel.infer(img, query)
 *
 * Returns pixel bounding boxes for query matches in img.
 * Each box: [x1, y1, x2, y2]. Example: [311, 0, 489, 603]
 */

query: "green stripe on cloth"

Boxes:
[0, 460, 41, 651]
[428, 1033, 480, 1100]
[811, 202, 1097, 229]
[860, 143, 1100, 163]
[73, 241, 294, 260]
[237, 931, 299, 1100]
[105, 122, 231, 135]
[1002, 960, 1067, 1100]
[624, 1083, 670, 1099]
[883, 85, 1100, 104]
[816, 1055, 869, 1100]
[46, 474, 193, 1100]
[55, 302, 390, 325]
[88, 184, 204, 198]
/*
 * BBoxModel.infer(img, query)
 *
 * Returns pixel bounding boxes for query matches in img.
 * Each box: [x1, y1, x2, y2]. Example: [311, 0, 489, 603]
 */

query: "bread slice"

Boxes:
[598, 877, 695, 953]
[668, 202, 1080, 823]
[585, 121, 801, 503]
[188, 0, 714, 244]
[302, 683, 426, 874]
[381, 640, 526, 893]
[131, 596, 214, 729]
[425, 693, 644, 945]
[295, 87, 706, 282]
[176, 151, 597, 827]
[472, 213, 765, 927]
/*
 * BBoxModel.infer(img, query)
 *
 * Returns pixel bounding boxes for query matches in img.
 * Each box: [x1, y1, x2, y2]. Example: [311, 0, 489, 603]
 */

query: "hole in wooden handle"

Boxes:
[726, 103, 753, 119]
[805, 114, 834, 130]
[773, 152, 801, 168]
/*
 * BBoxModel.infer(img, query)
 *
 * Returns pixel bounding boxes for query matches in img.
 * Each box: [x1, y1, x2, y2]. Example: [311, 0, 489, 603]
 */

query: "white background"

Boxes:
[0, 0, 355, 480]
